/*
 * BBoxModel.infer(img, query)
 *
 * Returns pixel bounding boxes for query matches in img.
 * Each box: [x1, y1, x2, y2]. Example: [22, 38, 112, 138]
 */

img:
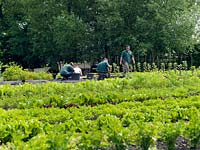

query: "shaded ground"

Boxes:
[0, 74, 119, 85]
[0, 79, 86, 85]
[128, 136, 199, 150]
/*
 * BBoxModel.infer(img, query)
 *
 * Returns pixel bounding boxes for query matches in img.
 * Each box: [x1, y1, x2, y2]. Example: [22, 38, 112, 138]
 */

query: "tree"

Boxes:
[119, 0, 198, 65]
[0, 0, 30, 67]
[52, 12, 88, 62]
[0, 0, 199, 70]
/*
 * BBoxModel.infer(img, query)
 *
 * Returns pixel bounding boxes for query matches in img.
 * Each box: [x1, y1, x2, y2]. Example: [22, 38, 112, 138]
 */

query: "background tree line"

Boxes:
[0, 0, 200, 72]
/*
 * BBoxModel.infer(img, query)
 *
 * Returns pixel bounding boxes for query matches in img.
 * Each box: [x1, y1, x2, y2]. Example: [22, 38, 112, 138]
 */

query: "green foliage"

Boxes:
[2, 64, 53, 81]
[168, 62, 172, 71]
[136, 123, 156, 150]
[185, 117, 200, 149]
[52, 12, 87, 61]
[112, 63, 120, 73]
[0, 0, 199, 69]
[143, 62, 147, 72]
[182, 61, 188, 70]
[161, 63, 165, 72]
[151, 62, 158, 71]
[137, 62, 141, 72]
[173, 62, 178, 73]
[0, 69, 200, 149]
[55, 73, 62, 79]
[160, 123, 182, 150]
[190, 66, 196, 75]
[2, 63, 25, 80]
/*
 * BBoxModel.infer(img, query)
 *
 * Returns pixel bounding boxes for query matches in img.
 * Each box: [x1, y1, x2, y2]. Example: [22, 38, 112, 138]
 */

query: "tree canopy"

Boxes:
[0, 0, 199, 70]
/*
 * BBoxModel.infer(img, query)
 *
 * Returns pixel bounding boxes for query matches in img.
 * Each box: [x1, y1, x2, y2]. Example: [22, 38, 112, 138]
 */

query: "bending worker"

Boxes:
[96, 58, 110, 80]
[60, 62, 74, 80]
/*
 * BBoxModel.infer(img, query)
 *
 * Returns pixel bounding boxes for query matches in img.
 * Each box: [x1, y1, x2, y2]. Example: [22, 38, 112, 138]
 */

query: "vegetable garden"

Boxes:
[0, 71, 200, 149]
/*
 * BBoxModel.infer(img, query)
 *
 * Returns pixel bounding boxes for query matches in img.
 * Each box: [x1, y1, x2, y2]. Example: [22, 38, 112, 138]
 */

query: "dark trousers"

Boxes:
[61, 72, 73, 79]
[97, 72, 110, 80]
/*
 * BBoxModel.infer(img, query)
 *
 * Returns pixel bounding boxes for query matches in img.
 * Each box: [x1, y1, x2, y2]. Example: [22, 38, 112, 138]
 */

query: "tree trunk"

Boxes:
[67, 0, 72, 14]
[0, 4, 3, 19]
[104, 44, 109, 59]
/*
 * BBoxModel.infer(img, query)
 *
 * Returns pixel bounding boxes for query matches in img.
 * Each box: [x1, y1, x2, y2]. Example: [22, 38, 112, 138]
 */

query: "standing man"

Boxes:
[120, 45, 135, 77]
[97, 58, 110, 80]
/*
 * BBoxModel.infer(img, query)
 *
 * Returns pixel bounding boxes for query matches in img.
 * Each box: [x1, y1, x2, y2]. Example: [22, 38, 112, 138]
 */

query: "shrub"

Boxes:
[2, 64, 25, 81]
[55, 73, 62, 79]
[2, 64, 53, 81]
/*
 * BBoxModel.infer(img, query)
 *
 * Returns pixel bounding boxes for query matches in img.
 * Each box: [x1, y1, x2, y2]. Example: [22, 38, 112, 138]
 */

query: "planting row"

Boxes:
[0, 72, 200, 109]
[0, 97, 199, 149]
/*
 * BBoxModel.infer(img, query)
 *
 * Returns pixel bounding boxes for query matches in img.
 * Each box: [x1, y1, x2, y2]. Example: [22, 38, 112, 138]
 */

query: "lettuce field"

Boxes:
[0, 71, 200, 150]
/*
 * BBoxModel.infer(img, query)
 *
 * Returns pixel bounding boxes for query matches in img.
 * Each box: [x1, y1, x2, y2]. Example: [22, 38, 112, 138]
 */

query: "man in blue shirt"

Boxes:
[120, 45, 135, 76]
[97, 58, 110, 80]
[60, 62, 74, 79]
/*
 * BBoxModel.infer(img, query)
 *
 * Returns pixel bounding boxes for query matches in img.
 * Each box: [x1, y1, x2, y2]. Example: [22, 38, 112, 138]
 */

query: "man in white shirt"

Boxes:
[74, 64, 82, 76]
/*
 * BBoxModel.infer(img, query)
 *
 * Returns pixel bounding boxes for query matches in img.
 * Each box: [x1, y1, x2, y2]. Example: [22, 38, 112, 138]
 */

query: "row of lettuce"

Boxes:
[0, 72, 200, 109]
[0, 72, 200, 149]
[0, 98, 199, 149]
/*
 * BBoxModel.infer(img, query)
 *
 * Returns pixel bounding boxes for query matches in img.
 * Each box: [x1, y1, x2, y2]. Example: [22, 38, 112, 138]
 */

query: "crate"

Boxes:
[69, 73, 80, 80]
[34, 67, 50, 72]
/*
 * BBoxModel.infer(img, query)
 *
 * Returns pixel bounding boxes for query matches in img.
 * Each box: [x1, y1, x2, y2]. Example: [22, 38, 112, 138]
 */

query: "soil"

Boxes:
[0, 79, 85, 85]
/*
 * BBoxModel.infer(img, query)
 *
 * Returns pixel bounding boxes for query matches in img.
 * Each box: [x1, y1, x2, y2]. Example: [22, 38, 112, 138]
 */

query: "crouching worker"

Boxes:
[72, 64, 82, 80]
[97, 58, 110, 80]
[60, 62, 74, 80]
[74, 64, 82, 76]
